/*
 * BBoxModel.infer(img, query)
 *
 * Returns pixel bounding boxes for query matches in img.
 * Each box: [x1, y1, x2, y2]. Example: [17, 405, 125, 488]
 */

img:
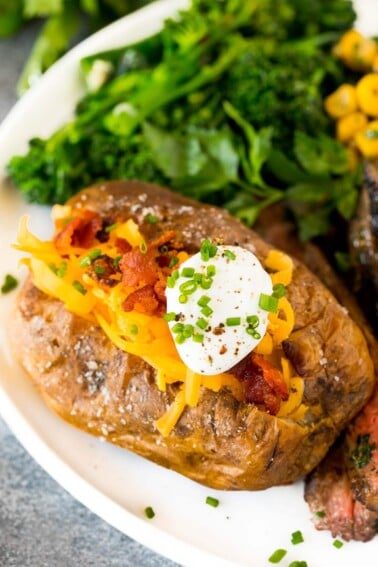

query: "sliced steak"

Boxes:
[304, 441, 378, 542]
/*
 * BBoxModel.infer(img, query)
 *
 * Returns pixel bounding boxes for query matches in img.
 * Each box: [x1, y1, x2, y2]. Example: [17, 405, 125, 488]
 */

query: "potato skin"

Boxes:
[9, 180, 375, 490]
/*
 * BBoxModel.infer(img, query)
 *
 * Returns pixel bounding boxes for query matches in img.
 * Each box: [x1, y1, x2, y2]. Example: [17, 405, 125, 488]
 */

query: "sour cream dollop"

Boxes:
[165, 244, 272, 375]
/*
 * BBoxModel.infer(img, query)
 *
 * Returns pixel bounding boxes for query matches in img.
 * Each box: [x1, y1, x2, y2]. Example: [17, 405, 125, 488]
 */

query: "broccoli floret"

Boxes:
[7, 127, 165, 204]
[222, 43, 350, 155]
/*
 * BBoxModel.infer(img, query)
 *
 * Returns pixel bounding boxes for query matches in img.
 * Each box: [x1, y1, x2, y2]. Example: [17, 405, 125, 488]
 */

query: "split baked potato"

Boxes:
[9, 180, 375, 490]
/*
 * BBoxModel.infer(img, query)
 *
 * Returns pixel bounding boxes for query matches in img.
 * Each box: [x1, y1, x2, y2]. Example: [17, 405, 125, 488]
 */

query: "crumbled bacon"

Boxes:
[122, 285, 160, 315]
[231, 353, 289, 414]
[54, 210, 102, 251]
[115, 238, 132, 254]
[120, 247, 159, 287]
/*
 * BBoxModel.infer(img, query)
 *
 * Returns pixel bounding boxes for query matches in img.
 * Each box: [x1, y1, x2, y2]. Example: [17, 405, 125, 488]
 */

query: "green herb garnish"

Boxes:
[1, 274, 18, 294]
[80, 249, 102, 268]
[268, 549, 287, 563]
[333, 539, 344, 549]
[223, 249, 236, 260]
[72, 280, 87, 295]
[146, 214, 158, 224]
[291, 530, 304, 545]
[259, 293, 279, 313]
[226, 317, 241, 326]
[205, 496, 219, 508]
[144, 506, 155, 519]
[351, 433, 376, 469]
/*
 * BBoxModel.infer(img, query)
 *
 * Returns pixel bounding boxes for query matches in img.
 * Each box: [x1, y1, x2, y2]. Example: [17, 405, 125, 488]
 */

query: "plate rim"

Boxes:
[0, 1, 377, 566]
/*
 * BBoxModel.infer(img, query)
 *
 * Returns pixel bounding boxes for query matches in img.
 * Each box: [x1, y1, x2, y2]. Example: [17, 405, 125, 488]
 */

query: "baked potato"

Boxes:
[9, 180, 375, 490]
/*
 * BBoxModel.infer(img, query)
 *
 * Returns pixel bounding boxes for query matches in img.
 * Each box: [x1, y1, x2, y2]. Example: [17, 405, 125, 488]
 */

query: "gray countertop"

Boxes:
[0, 22, 178, 567]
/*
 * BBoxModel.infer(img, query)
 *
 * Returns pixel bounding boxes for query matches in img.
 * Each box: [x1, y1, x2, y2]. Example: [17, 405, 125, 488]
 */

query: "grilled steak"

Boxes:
[349, 160, 378, 332]
[304, 441, 378, 542]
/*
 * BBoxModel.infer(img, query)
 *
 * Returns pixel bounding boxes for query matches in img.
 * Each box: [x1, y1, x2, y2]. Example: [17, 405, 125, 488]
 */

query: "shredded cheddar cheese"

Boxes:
[15, 214, 304, 435]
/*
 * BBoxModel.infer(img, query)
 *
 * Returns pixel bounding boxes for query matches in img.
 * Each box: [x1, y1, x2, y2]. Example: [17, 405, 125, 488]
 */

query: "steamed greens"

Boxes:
[7, 0, 361, 240]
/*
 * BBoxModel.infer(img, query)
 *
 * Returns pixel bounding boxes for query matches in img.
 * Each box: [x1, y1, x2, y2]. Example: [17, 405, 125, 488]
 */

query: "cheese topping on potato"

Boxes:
[165, 243, 272, 375]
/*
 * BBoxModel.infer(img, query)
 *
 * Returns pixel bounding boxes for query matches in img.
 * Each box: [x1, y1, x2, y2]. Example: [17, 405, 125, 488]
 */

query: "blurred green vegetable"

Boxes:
[0, 0, 151, 94]
[7, 0, 361, 241]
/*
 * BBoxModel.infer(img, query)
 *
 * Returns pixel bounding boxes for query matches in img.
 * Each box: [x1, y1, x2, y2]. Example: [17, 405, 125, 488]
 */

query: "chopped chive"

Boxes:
[333, 539, 344, 549]
[163, 312, 177, 322]
[209, 244, 218, 258]
[247, 328, 261, 339]
[146, 214, 158, 224]
[179, 294, 188, 304]
[224, 249, 236, 260]
[179, 280, 198, 295]
[80, 248, 102, 267]
[272, 283, 286, 298]
[200, 239, 217, 261]
[200, 276, 213, 290]
[193, 333, 204, 343]
[203, 308, 215, 319]
[159, 245, 169, 253]
[113, 255, 122, 269]
[172, 269, 180, 280]
[172, 323, 184, 333]
[246, 315, 259, 328]
[201, 305, 213, 317]
[139, 240, 148, 254]
[206, 265, 216, 277]
[144, 506, 155, 519]
[94, 264, 105, 275]
[182, 267, 195, 278]
[130, 324, 139, 335]
[1, 274, 18, 294]
[169, 256, 179, 268]
[196, 318, 208, 330]
[259, 293, 279, 313]
[56, 261, 68, 278]
[49, 262, 67, 277]
[183, 324, 194, 338]
[226, 317, 241, 326]
[166, 276, 176, 288]
[72, 280, 87, 295]
[197, 295, 210, 307]
[291, 530, 304, 545]
[200, 239, 211, 261]
[193, 272, 202, 283]
[105, 223, 117, 233]
[288, 562, 308, 567]
[205, 496, 219, 507]
[175, 334, 186, 344]
[268, 549, 287, 563]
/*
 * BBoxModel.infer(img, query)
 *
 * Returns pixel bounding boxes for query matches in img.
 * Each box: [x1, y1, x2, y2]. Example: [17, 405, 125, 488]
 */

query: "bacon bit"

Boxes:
[154, 274, 168, 303]
[231, 354, 289, 415]
[251, 353, 289, 400]
[120, 230, 179, 288]
[115, 237, 132, 254]
[122, 285, 160, 315]
[120, 247, 158, 287]
[157, 253, 171, 268]
[54, 210, 102, 252]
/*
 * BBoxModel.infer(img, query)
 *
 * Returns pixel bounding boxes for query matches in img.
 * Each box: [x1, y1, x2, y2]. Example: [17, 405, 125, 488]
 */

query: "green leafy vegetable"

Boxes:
[7, 0, 360, 242]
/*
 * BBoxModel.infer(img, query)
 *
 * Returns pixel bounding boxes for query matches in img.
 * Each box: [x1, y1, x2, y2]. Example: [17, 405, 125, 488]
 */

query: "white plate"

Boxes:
[0, 1, 377, 566]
